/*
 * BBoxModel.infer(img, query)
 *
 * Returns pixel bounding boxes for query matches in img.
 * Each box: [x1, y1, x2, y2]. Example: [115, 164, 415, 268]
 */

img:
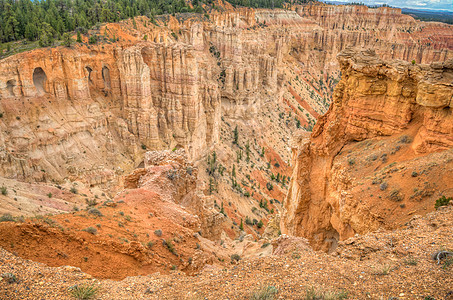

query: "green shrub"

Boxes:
[1, 273, 17, 283]
[154, 229, 162, 237]
[1, 186, 7, 195]
[443, 257, 453, 269]
[0, 214, 15, 222]
[257, 220, 264, 229]
[68, 283, 99, 299]
[250, 285, 278, 300]
[435, 195, 451, 209]
[389, 189, 403, 202]
[305, 286, 348, 300]
[88, 208, 103, 217]
[86, 199, 97, 206]
[398, 135, 412, 144]
[231, 254, 241, 262]
[163, 239, 177, 255]
[88, 35, 97, 44]
[266, 182, 273, 191]
[83, 227, 97, 235]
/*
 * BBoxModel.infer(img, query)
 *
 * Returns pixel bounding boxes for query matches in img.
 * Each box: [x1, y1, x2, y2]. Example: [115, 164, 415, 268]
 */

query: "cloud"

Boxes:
[330, 0, 453, 11]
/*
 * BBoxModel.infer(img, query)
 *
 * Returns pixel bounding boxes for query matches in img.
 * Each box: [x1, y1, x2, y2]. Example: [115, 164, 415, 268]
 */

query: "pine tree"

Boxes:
[233, 126, 238, 145]
[245, 142, 250, 162]
[38, 23, 55, 47]
[25, 23, 38, 41]
[3, 4, 19, 42]
[76, 31, 82, 43]
[209, 178, 215, 195]
[257, 220, 263, 229]
[62, 32, 73, 47]
[239, 218, 244, 231]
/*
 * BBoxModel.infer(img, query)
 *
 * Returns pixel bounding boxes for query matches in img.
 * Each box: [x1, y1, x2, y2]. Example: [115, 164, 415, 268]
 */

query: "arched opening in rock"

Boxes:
[6, 79, 16, 96]
[140, 47, 153, 69]
[33, 67, 47, 95]
[102, 66, 111, 90]
[86, 66, 93, 85]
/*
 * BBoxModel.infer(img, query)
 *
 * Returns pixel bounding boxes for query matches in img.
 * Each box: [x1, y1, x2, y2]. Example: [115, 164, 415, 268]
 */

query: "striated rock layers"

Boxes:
[282, 48, 453, 251]
[0, 39, 221, 184]
[292, 3, 453, 72]
[0, 3, 452, 186]
[0, 11, 287, 184]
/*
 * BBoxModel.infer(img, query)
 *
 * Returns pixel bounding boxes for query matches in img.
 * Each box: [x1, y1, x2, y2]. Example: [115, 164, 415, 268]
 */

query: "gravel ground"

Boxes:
[1, 207, 452, 300]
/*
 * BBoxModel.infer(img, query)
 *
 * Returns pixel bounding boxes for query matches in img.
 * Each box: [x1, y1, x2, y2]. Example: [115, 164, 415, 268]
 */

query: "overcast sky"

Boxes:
[327, 0, 453, 11]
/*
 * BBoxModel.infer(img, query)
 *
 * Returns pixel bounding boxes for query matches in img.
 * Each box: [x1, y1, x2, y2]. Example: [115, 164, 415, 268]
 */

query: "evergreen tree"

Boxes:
[38, 23, 55, 47]
[3, 4, 19, 42]
[233, 126, 239, 145]
[25, 23, 38, 41]
[0, 0, 302, 46]
[62, 32, 73, 47]
[76, 31, 82, 43]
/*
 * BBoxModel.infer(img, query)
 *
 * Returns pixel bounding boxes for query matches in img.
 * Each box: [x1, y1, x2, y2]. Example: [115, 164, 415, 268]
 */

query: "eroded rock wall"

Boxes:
[0, 37, 222, 183]
[0, 3, 452, 187]
[282, 49, 453, 251]
[292, 3, 453, 72]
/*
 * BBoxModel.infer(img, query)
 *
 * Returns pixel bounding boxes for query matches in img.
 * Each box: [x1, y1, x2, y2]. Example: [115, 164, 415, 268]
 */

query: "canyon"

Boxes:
[0, 1, 452, 298]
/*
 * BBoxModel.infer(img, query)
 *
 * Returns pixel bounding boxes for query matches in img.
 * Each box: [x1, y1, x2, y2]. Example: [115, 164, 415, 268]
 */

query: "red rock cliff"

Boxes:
[281, 48, 453, 251]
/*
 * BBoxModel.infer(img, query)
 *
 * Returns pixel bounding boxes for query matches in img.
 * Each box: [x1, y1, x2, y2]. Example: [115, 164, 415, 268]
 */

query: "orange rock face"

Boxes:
[292, 3, 453, 73]
[282, 48, 453, 251]
[0, 5, 452, 188]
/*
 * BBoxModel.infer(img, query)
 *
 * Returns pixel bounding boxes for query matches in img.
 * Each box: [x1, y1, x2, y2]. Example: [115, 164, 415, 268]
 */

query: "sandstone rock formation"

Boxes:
[0, 3, 452, 188]
[282, 48, 453, 251]
[125, 149, 225, 239]
[292, 3, 453, 74]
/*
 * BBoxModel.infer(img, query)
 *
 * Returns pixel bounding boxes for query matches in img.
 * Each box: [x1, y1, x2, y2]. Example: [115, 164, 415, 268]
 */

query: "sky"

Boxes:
[326, 0, 453, 12]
